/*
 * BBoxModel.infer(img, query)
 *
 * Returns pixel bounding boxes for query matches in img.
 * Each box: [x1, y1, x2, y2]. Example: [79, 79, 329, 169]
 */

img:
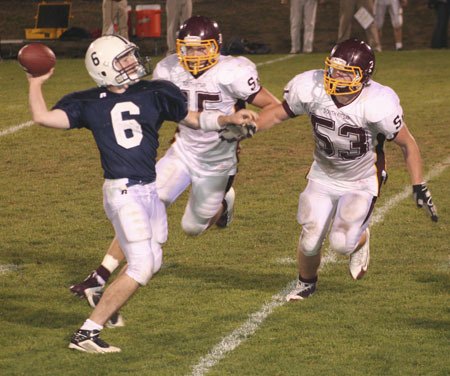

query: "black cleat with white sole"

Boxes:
[68, 329, 121, 353]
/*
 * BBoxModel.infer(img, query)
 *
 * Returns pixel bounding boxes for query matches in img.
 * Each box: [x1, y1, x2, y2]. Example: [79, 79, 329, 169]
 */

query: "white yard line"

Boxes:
[0, 264, 19, 274]
[189, 157, 449, 376]
[0, 121, 34, 137]
[255, 54, 298, 67]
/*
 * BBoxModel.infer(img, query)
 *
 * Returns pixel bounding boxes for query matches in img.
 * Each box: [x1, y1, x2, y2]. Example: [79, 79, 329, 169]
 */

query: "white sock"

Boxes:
[102, 254, 120, 273]
[80, 319, 103, 332]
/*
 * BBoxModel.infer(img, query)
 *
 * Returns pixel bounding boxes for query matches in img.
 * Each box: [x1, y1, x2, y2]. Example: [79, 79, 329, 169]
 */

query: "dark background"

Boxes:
[0, 0, 440, 57]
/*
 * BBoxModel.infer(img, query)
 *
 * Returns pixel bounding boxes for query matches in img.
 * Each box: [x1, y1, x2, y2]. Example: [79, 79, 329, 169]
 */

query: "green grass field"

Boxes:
[0, 50, 449, 375]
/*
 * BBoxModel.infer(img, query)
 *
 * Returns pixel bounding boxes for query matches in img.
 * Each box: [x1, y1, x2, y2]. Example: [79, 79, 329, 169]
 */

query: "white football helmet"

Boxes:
[84, 35, 151, 87]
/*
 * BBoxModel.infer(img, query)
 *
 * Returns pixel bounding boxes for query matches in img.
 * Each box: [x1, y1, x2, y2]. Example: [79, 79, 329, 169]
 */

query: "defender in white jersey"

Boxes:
[152, 43, 270, 234]
[70, 16, 279, 311]
[254, 38, 438, 300]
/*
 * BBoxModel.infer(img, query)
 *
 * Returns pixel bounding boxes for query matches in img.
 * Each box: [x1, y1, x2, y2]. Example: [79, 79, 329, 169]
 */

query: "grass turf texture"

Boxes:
[0, 50, 449, 375]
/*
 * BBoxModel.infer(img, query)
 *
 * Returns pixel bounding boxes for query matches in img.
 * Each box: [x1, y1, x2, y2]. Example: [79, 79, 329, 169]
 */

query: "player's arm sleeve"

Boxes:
[219, 57, 261, 101]
[153, 80, 188, 123]
[366, 88, 404, 141]
[52, 94, 85, 129]
[256, 74, 311, 131]
[282, 74, 307, 117]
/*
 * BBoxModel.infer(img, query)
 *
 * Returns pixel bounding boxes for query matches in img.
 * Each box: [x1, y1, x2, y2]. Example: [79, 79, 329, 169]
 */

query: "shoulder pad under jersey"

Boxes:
[216, 55, 258, 86]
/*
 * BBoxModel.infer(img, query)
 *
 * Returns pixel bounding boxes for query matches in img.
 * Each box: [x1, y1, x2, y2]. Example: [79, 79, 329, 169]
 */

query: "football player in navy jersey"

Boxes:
[26, 35, 257, 353]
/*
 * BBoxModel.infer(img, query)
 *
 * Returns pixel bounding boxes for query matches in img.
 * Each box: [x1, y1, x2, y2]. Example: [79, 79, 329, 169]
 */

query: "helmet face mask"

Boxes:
[113, 47, 149, 85]
[85, 36, 151, 87]
[176, 16, 222, 75]
[176, 37, 220, 75]
[324, 56, 365, 95]
[324, 39, 375, 96]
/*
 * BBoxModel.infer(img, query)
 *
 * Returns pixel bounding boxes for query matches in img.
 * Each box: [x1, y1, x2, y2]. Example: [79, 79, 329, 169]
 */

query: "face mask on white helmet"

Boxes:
[84, 35, 151, 87]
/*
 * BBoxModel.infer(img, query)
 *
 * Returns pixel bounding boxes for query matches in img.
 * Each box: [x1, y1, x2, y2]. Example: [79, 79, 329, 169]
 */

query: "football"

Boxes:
[17, 43, 56, 77]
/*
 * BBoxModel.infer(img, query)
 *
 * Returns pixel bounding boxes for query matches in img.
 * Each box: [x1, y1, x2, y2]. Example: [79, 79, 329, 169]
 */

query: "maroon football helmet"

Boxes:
[176, 16, 222, 75]
[324, 39, 375, 96]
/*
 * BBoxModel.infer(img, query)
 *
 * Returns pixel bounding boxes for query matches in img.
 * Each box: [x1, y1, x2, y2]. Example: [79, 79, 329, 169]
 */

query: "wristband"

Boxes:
[199, 111, 222, 132]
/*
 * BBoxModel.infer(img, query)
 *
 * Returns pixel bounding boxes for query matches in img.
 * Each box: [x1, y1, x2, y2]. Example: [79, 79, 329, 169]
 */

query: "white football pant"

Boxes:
[103, 179, 167, 285]
[156, 147, 230, 235]
[297, 179, 376, 257]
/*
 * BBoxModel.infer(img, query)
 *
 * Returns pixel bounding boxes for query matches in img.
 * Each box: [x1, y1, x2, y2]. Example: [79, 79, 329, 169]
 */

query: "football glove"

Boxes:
[413, 183, 438, 222]
[219, 123, 256, 143]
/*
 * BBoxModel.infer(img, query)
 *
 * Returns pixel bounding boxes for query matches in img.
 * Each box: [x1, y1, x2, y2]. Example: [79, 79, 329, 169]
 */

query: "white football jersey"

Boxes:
[153, 54, 261, 176]
[284, 69, 404, 181]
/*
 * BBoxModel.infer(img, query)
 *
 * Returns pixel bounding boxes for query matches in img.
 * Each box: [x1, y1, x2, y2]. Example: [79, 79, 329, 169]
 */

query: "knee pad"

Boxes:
[126, 261, 153, 286]
[181, 202, 210, 236]
[329, 231, 351, 255]
[125, 240, 156, 285]
[299, 228, 323, 257]
[181, 214, 208, 236]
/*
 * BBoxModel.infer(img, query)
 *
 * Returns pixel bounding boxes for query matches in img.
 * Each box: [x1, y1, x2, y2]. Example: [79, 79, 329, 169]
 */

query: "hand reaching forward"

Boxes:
[218, 109, 258, 142]
[219, 124, 256, 143]
[221, 109, 259, 126]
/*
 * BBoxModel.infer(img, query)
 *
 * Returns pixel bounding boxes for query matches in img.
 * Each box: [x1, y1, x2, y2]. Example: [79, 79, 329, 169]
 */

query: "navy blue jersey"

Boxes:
[53, 80, 188, 181]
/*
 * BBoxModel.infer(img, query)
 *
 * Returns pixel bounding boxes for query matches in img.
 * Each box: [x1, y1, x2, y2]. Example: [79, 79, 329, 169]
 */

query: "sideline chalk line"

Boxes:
[0, 121, 34, 138]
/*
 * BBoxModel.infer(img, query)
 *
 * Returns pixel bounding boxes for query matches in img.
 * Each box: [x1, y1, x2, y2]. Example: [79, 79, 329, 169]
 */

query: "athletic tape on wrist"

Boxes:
[199, 111, 222, 131]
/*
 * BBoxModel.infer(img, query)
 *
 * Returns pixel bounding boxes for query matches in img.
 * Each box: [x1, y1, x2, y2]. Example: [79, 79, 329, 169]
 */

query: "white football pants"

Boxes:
[297, 179, 376, 257]
[103, 179, 167, 285]
[156, 147, 231, 235]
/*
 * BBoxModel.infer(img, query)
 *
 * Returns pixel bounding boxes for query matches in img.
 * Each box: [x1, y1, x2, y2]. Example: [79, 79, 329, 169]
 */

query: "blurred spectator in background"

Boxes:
[337, 0, 382, 52]
[429, 0, 450, 48]
[375, 0, 407, 51]
[281, 0, 318, 54]
[102, 0, 129, 39]
[166, 0, 193, 55]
